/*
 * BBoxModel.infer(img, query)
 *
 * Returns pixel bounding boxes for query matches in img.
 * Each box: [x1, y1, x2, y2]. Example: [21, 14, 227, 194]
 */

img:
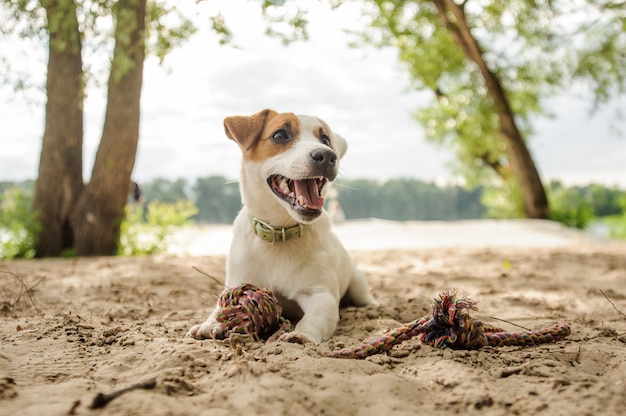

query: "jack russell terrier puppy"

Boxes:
[186, 109, 377, 344]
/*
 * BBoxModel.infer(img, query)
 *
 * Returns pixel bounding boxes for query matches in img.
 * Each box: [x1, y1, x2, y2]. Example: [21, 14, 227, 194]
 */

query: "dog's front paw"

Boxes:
[185, 321, 225, 340]
[279, 331, 318, 345]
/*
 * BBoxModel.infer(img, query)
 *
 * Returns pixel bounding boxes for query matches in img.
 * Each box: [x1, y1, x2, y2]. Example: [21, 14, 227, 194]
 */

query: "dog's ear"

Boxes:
[224, 109, 275, 151]
[333, 133, 348, 159]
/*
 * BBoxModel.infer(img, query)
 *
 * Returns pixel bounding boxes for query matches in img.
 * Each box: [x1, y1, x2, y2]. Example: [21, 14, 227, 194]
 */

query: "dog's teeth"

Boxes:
[279, 179, 290, 194]
[297, 196, 307, 207]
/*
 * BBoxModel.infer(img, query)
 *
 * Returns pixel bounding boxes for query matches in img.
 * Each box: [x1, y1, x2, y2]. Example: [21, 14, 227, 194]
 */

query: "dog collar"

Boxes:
[248, 215, 306, 244]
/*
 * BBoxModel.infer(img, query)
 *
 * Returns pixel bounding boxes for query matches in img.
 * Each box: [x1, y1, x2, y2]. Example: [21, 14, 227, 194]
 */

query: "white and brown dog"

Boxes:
[187, 109, 376, 344]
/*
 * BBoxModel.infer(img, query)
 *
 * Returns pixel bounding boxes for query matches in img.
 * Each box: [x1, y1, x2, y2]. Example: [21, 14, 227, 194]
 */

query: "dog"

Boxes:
[186, 109, 376, 344]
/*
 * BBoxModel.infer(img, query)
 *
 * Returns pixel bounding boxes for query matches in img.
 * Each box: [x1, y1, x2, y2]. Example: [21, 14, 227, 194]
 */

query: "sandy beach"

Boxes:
[1, 219, 625, 415]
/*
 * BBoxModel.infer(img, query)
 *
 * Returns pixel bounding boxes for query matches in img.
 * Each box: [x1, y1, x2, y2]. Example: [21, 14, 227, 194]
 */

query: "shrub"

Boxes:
[118, 200, 198, 256]
[480, 183, 524, 219]
[548, 184, 594, 229]
[0, 188, 38, 259]
[605, 195, 626, 240]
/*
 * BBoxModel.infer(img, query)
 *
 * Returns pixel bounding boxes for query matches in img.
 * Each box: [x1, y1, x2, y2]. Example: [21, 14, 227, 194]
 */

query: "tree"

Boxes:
[335, 177, 486, 220]
[360, 0, 626, 218]
[430, 0, 547, 219]
[70, 0, 147, 255]
[2, 0, 196, 256]
[193, 176, 241, 223]
[32, 0, 85, 256]
[263, 0, 625, 218]
[141, 178, 190, 204]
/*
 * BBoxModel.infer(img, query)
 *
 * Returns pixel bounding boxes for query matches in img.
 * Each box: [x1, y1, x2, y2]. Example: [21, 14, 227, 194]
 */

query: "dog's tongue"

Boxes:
[293, 179, 324, 210]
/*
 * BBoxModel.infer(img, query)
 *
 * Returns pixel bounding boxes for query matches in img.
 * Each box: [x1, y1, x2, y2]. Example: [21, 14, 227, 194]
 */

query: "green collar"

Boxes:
[248, 214, 306, 243]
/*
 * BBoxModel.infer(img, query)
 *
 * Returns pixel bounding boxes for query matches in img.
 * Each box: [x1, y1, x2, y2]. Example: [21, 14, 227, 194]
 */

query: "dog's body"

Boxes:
[187, 109, 376, 344]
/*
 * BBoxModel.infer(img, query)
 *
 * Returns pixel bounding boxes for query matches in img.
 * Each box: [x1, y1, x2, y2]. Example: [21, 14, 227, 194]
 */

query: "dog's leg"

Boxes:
[186, 304, 224, 340]
[280, 291, 339, 345]
[345, 268, 378, 306]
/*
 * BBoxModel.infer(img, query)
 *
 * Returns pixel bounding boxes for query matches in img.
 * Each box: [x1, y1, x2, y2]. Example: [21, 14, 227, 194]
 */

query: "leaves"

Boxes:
[147, 0, 197, 63]
[347, 0, 625, 216]
[0, 187, 39, 259]
[118, 200, 198, 256]
[262, 1, 309, 45]
[209, 12, 232, 46]
[2, 0, 200, 88]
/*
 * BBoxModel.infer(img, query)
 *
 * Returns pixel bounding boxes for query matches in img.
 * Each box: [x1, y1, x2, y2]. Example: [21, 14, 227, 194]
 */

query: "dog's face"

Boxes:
[224, 109, 347, 223]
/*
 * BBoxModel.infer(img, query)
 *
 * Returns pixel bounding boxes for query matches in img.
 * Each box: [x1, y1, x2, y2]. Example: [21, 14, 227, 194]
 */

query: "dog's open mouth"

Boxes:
[268, 175, 328, 214]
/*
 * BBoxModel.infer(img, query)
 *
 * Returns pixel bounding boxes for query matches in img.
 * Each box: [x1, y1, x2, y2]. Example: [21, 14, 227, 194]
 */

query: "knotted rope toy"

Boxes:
[326, 291, 571, 359]
[211, 285, 570, 356]
[213, 283, 292, 342]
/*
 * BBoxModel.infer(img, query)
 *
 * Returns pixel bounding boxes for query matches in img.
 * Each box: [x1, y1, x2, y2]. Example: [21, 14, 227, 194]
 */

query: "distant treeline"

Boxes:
[2, 177, 625, 225]
[334, 179, 485, 220]
[137, 177, 486, 222]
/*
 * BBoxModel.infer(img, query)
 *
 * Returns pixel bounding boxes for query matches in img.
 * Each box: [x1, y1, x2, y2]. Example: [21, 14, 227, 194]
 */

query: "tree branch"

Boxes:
[429, 0, 548, 218]
[478, 153, 509, 181]
[428, 85, 508, 181]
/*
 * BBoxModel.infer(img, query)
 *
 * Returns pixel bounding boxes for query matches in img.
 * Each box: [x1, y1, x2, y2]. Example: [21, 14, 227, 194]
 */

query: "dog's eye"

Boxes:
[320, 134, 331, 147]
[271, 129, 291, 144]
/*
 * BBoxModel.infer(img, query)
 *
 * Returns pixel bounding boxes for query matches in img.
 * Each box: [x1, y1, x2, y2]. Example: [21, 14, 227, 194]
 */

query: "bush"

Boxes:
[605, 216, 626, 240]
[0, 188, 38, 259]
[481, 180, 595, 229]
[480, 183, 524, 219]
[118, 200, 198, 256]
[547, 183, 594, 229]
[604, 195, 626, 240]
[549, 205, 594, 229]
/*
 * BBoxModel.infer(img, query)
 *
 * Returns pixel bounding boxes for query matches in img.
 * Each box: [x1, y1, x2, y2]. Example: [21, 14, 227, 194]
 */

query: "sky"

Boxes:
[1, 0, 625, 188]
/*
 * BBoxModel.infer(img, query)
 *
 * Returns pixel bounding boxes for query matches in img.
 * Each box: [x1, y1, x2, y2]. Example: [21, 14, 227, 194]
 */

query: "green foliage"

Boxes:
[336, 178, 486, 220]
[42, 0, 83, 53]
[147, 0, 197, 63]
[583, 183, 625, 217]
[481, 180, 619, 229]
[262, 0, 309, 45]
[547, 182, 594, 229]
[480, 182, 524, 219]
[572, 0, 626, 108]
[2, 178, 624, 258]
[141, 177, 190, 204]
[118, 200, 198, 256]
[209, 12, 232, 46]
[109, 0, 142, 83]
[193, 176, 241, 223]
[0, 187, 38, 259]
[543, 180, 626, 229]
[135, 176, 486, 223]
[128, 176, 626, 228]
[604, 195, 626, 240]
[353, 0, 626, 201]
[607, 218, 626, 240]
[1, 0, 199, 93]
[480, 181, 626, 229]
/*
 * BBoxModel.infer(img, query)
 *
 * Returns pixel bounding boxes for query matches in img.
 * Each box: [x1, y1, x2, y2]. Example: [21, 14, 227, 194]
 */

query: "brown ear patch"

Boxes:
[224, 109, 276, 151]
[224, 110, 300, 161]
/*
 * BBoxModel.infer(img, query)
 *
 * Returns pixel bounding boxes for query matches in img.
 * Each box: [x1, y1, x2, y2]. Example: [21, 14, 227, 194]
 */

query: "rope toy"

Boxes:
[326, 291, 571, 359]
[214, 283, 292, 341]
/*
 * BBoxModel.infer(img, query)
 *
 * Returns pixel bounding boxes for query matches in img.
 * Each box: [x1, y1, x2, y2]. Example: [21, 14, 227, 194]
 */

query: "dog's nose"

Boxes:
[310, 148, 337, 166]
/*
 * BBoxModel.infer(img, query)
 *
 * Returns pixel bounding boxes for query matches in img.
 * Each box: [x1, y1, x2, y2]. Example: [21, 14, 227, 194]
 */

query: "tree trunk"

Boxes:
[432, 0, 549, 219]
[33, 1, 84, 257]
[71, 0, 147, 255]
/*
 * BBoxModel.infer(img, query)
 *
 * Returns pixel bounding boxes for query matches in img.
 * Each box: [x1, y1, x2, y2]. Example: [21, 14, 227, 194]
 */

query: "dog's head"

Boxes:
[224, 109, 347, 224]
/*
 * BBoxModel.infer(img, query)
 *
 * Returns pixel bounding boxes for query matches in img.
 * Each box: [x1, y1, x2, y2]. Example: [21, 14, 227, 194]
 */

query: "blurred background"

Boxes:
[1, 0, 625, 258]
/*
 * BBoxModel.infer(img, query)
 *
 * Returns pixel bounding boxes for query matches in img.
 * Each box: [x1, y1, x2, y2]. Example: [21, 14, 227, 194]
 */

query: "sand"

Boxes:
[1, 219, 625, 415]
